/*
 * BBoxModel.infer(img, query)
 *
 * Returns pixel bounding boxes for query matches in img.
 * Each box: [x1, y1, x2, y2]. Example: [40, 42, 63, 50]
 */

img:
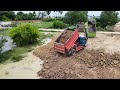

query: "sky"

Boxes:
[14, 11, 120, 17]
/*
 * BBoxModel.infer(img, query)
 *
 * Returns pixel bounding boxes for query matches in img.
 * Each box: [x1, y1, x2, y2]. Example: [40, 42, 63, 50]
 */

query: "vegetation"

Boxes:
[32, 22, 53, 29]
[9, 24, 40, 46]
[63, 11, 88, 25]
[53, 20, 65, 29]
[0, 29, 9, 36]
[0, 29, 53, 63]
[96, 26, 114, 32]
[0, 11, 15, 21]
[99, 11, 119, 28]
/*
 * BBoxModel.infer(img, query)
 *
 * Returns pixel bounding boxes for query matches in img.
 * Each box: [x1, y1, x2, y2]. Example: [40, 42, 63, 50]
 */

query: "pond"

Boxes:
[0, 36, 16, 53]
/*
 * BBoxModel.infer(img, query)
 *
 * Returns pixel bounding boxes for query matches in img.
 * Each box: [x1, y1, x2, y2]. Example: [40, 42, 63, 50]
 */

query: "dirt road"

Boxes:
[33, 31, 120, 79]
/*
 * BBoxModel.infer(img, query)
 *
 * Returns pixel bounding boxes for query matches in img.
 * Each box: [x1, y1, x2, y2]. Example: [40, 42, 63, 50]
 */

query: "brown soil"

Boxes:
[57, 30, 73, 44]
[33, 31, 120, 79]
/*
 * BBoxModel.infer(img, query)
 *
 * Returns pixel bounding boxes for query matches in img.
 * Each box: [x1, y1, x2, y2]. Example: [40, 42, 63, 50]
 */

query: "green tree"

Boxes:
[63, 11, 88, 25]
[46, 11, 51, 18]
[1, 15, 10, 21]
[33, 11, 36, 19]
[0, 11, 15, 21]
[100, 11, 119, 27]
[15, 11, 24, 20]
[27, 12, 34, 20]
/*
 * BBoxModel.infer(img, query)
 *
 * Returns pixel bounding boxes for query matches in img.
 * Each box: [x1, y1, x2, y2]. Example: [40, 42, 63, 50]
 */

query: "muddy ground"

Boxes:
[33, 32, 120, 79]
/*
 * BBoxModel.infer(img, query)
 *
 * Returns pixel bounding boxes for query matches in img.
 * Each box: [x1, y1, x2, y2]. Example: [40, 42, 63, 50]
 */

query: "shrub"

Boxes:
[43, 18, 56, 22]
[96, 26, 114, 32]
[9, 24, 40, 46]
[53, 20, 65, 29]
[96, 22, 101, 27]
[96, 27, 105, 31]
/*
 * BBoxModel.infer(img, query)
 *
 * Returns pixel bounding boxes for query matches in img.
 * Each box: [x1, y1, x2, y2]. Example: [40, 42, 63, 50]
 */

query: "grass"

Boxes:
[19, 22, 54, 29]
[0, 29, 9, 36]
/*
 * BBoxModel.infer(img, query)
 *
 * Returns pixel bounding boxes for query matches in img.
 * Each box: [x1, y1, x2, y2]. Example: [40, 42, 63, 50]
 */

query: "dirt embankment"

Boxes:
[33, 32, 120, 79]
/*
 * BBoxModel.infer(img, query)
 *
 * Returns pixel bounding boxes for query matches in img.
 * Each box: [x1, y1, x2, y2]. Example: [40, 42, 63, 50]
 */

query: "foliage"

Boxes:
[100, 11, 119, 28]
[15, 11, 37, 20]
[96, 26, 114, 32]
[53, 20, 65, 29]
[9, 24, 40, 46]
[96, 22, 101, 27]
[0, 11, 15, 21]
[63, 11, 88, 25]
[43, 18, 56, 22]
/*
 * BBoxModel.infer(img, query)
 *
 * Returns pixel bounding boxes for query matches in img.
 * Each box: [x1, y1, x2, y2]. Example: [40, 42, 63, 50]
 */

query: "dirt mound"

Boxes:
[57, 30, 73, 44]
[33, 40, 120, 79]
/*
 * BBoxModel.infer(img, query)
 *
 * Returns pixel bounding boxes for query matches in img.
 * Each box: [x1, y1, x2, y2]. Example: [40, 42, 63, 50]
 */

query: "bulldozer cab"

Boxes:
[87, 17, 96, 37]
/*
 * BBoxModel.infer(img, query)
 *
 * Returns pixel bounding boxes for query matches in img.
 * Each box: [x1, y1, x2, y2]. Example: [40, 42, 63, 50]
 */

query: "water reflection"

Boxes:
[0, 36, 16, 53]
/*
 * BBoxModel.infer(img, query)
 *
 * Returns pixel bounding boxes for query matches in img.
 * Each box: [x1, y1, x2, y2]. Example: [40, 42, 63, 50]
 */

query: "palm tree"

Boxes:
[38, 11, 41, 19]
[59, 11, 63, 17]
[46, 11, 51, 18]
[54, 11, 56, 18]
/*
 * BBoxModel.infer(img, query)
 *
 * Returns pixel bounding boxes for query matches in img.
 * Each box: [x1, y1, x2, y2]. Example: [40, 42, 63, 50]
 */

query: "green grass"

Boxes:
[0, 29, 9, 36]
[32, 22, 53, 29]
[19, 22, 54, 29]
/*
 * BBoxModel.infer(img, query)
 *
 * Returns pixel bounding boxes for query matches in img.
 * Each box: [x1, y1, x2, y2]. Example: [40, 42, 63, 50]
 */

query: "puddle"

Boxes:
[0, 36, 16, 53]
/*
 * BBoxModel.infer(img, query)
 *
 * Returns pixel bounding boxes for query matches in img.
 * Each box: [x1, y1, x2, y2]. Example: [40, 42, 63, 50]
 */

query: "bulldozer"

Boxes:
[67, 17, 96, 38]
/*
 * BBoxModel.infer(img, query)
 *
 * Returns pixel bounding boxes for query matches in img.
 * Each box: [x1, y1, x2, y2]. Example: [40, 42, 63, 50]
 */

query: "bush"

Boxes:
[43, 18, 56, 22]
[96, 22, 101, 27]
[53, 20, 65, 29]
[96, 26, 114, 32]
[9, 24, 40, 46]
[96, 27, 105, 31]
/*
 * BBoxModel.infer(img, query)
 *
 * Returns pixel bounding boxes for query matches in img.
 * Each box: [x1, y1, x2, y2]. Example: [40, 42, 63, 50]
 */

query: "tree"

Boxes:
[15, 11, 24, 20]
[59, 11, 63, 17]
[41, 12, 47, 19]
[46, 11, 51, 18]
[37, 11, 41, 19]
[1, 15, 10, 21]
[64, 11, 88, 25]
[100, 11, 119, 27]
[54, 11, 56, 18]
[27, 12, 34, 20]
[33, 11, 36, 19]
[0, 11, 15, 21]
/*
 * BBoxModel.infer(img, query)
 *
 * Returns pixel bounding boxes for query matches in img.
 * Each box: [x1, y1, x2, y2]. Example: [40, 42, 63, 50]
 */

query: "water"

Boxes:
[0, 36, 16, 53]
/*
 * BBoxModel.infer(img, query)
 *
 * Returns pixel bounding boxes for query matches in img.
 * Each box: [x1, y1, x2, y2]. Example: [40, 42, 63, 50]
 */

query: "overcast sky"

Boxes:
[14, 11, 120, 17]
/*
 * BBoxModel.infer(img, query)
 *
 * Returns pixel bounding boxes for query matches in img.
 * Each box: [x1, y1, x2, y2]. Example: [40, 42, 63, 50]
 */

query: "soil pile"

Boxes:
[57, 30, 73, 44]
[33, 41, 120, 79]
